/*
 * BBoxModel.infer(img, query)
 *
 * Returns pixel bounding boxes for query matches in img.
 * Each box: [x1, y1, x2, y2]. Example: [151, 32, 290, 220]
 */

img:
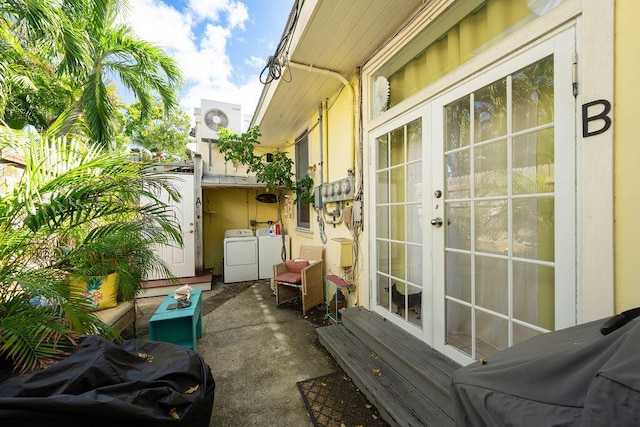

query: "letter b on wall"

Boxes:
[582, 99, 612, 137]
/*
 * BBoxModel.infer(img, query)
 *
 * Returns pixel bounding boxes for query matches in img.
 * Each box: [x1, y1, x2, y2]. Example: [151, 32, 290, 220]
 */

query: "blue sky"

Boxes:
[121, 0, 294, 123]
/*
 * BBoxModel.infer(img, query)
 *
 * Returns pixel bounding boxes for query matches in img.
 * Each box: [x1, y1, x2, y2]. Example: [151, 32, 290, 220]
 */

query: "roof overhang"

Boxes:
[201, 173, 262, 188]
[251, 0, 426, 147]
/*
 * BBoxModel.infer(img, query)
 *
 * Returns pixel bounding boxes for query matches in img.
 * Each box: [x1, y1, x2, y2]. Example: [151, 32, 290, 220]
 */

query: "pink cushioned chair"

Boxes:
[273, 245, 324, 315]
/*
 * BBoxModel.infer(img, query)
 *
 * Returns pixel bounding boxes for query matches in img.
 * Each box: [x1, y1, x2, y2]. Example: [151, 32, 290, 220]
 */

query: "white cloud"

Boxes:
[187, 0, 248, 30]
[245, 55, 265, 68]
[256, 38, 276, 51]
[124, 0, 194, 52]
[225, 1, 249, 29]
[123, 0, 262, 123]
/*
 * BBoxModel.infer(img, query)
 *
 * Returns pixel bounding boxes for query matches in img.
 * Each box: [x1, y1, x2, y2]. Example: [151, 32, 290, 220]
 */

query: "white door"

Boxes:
[371, 28, 577, 366]
[146, 173, 196, 279]
[432, 29, 576, 366]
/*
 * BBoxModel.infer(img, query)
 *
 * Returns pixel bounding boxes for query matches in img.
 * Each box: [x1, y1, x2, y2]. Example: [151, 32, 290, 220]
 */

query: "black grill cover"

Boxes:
[452, 316, 640, 426]
[0, 335, 215, 426]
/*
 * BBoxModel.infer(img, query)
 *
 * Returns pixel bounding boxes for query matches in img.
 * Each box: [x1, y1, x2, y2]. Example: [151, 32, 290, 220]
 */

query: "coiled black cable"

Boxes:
[259, 0, 303, 84]
[259, 55, 289, 84]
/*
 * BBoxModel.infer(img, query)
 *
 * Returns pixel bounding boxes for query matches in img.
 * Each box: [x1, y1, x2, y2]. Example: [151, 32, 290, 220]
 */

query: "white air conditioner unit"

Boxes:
[199, 100, 241, 141]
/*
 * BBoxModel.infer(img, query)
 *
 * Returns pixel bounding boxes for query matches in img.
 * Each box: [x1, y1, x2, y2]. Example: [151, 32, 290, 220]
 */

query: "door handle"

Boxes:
[431, 217, 444, 227]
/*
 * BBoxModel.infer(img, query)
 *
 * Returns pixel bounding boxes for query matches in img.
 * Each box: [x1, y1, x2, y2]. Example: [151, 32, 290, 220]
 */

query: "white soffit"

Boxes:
[253, 0, 425, 146]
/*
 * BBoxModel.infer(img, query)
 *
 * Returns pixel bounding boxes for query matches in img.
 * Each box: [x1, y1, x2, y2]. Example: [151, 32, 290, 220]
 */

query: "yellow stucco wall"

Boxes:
[325, 95, 355, 183]
[202, 187, 279, 274]
[614, 1, 640, 312]
[278, 81, 364, 306]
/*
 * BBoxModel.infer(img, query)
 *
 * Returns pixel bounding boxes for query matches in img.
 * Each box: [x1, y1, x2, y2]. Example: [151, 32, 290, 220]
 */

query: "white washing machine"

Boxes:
[223, 229, 258, 283]
[257, 228, 290, 279]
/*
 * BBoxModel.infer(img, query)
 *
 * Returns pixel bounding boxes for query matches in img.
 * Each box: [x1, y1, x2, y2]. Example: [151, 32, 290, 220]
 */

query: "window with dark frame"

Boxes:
[295, 132, 310, 229]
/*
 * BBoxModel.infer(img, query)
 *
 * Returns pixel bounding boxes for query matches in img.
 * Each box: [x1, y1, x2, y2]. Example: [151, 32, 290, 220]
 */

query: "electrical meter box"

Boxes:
[332, 238, 353, 267]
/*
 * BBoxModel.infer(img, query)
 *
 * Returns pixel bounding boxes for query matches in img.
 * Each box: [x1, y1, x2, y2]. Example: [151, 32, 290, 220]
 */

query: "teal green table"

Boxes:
[149, 290, 203, 350]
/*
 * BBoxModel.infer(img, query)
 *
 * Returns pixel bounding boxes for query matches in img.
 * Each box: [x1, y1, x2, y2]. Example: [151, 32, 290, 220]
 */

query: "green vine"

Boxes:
[217, 126, 314, 204]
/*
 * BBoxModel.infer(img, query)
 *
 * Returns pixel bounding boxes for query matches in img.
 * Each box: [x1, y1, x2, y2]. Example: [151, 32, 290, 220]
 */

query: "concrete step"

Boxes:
[317, 325, 454, 427]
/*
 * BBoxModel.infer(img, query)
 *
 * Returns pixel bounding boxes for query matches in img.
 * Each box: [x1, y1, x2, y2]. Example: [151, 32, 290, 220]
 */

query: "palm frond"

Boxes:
[0, 295, 74, 373]
[0, 130, 182, 372]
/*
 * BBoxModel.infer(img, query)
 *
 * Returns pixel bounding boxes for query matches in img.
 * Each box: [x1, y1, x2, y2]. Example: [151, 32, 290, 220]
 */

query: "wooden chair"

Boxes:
[273, 245, 324, 315]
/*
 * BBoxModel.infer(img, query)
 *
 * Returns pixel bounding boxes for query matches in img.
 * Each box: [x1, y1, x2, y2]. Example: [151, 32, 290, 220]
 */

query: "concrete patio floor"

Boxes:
[129, 279, 339, 426]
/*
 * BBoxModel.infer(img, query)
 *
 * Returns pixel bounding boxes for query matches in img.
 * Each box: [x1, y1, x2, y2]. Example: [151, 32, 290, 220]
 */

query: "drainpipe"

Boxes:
[354, 68, 363, 201]
[317, 102, 328, 244]
[286, 61, 355, 172]
[318, 103, 324, 186]
[323, 99, 329, 181]
[287, 61, 350, 87]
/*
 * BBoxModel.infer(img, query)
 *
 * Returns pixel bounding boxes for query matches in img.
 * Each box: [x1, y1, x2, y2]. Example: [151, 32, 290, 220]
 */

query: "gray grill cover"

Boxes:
[452, 317, 640, 426]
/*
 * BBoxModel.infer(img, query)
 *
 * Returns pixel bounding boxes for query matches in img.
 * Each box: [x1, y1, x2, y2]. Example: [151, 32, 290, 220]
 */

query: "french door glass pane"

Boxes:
[407, 162, 423, 202]
[407, 284, 423, 327]
[377, 274, 391, 308]
[376, 206, 389, 238]
[512, 197, 554, 261]
[390, 205, 405, 241]
[391, 242, 405, 280]
[446, 202, 471, 250]
[513, 129, 554, 194]
[377, 171, 389, 203]
[390, 166, 405, 202]
[474, 79, 507, 143]
[474, 139, 508, 197]
[375, 117, 423, 329]
[475, 255, 508, 315]
[377, 135, 388, 169]
[406, 204, 422, 244]
[447, 300, 472, 355]
[377, 240, 389, 274]
[445, 151, 470, 199]
[407, 244, 423, 284]
[474, 200, 508, 256]
[512, 55, 554, 132]
[513, 261, 554, 329]
[408, 120, 422, 160]
[445, 96, 470, 151]
[476, 310, 508, 354]
[444, 55, 555, 359]
[446, 252, 471, 302]
[390, 128, 405, 166]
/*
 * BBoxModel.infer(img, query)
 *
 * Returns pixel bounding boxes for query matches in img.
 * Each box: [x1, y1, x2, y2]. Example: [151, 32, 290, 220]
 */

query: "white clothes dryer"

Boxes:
[223, 229, 258, 283]
[256, 228, 290, 279]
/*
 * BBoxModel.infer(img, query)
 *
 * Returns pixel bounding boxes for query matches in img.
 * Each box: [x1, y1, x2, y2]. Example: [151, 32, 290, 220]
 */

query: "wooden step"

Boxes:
[340, 307, 460, 414]
[317, 324, 455, 427]
[140, 273, 213, 297]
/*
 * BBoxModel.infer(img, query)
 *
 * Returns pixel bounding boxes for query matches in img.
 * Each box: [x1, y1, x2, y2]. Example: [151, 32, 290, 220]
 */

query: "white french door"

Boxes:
[371, 28, 577, 365]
